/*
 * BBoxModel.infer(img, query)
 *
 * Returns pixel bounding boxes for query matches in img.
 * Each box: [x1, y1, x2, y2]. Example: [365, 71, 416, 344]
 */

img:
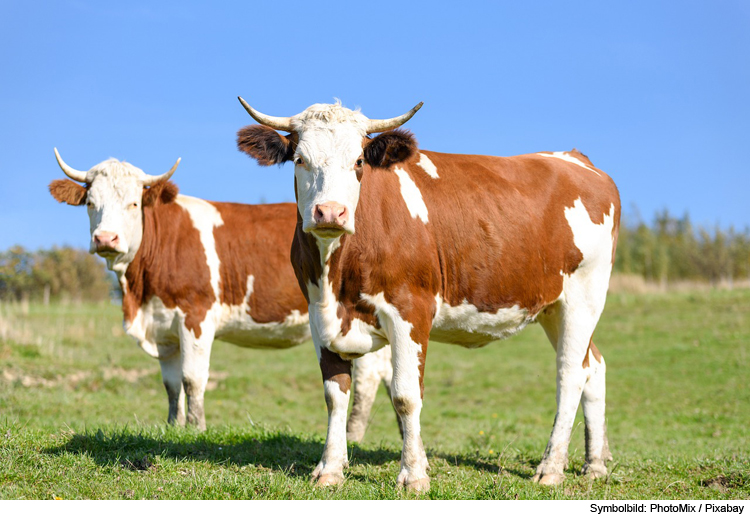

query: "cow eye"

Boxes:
[295, 157, 305, 166]
[129, 202, 139, 209]
[355, 159, 364, 168]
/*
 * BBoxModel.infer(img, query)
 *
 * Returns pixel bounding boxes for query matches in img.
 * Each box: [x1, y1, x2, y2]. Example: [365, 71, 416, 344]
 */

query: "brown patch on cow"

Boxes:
[583, 339, 603, 369]
[49, 179, 87, 206]
[319, 346, 351, 394]
[211, 201, 307, 323]
[142, 180, 179, 207]
[237, 125, 297, 166]
[363, 129, 419, 168]
[122, 196, 214, 338]
[590, 341, 602, 363]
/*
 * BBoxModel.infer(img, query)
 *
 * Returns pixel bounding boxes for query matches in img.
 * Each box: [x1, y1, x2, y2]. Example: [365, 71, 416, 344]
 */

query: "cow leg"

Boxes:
[374, 298, 431, 492]
[347, 345, 395, 443]
[312, 344, 351, 486]
[378, 346, 405, 439]
[157, 344, 185, 426]
[581, 341, 612, 478]
[535, 298, 606, 485]
[179, 323, 215, 432]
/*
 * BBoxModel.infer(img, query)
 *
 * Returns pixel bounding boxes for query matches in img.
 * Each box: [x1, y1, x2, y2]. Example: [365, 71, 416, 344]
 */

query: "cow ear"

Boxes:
[363, 129, 418, 168]
[143, 181, 179, 207]
[49, 179, 87, 206]
[237, 125, 296, 166]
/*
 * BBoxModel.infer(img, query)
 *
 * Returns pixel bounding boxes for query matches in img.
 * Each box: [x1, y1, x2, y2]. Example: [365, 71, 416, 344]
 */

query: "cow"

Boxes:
[48, 149, 394, 435]
[236, 98, 621, 491]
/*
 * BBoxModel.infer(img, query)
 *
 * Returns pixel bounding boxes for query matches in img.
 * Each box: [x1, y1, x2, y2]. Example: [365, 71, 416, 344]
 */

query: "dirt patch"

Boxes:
[1, 366, 158, 388]
[102, 367, 156, 383]
[206, 370, 229, 391]
[702, 473, 747, 492]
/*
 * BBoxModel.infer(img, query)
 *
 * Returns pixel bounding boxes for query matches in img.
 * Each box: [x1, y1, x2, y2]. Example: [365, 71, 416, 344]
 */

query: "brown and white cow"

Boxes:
[237, 99, 621, 490]
[48, 149, 393, 435]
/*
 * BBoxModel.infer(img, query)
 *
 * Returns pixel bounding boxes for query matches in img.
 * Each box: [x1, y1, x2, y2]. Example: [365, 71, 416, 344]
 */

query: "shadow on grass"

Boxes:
[43, 427, 525, 479]
[43, 428, 403, 476]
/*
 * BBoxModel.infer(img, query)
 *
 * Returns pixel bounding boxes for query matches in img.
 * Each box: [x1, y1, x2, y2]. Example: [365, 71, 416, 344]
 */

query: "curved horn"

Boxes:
[54, 148, 89, 183]
[140, 158, 181, 186]
[238, 97, 294, 132]
[366, 102, 424, 134]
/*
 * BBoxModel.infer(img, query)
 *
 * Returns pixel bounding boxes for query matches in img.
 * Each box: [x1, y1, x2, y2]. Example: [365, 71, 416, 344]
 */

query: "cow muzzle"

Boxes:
[93, 231, 122, 255]
[311, 202, 349, 237]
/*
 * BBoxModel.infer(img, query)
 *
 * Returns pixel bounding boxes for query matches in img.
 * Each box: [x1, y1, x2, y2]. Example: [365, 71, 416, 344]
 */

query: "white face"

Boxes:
[291, 104, 369, 237]
[83, 160, 146, 264]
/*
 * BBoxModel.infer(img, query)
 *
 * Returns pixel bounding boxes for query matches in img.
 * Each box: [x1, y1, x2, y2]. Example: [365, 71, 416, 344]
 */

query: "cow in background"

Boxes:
[49, 149, 393, 435]
[237, 99, 620, 490]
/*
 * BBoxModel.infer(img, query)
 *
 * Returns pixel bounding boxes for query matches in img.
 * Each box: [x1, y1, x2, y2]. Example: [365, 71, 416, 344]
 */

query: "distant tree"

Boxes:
[0, 246, 113, 302]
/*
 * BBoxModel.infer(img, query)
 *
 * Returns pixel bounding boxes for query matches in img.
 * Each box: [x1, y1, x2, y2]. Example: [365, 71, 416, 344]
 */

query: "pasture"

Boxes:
[1, 289, 748, 499]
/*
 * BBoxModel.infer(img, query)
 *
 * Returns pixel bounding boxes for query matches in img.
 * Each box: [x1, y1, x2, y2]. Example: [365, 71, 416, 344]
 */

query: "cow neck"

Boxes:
[118, 202, 164, 320]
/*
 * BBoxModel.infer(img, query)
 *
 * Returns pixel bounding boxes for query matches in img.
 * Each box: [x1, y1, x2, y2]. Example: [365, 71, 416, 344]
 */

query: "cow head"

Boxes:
[49, 149, 180, 270]
[237, 99, 422, 240]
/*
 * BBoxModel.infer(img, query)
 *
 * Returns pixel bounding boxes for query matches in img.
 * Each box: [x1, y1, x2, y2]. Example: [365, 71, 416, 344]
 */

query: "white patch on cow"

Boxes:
[213, 274, 311, 348]
[417, 153, 440, 179]
[176, 195, 224, 297]
[430, 296, 532, 348]
[563, 199, 616, 281]
[314, 235, 341, 266]
[124, 295, 182, 358]
[538, 152, 602, 177]
[394, 168, 429, 223]
[306, 266, 387, 356]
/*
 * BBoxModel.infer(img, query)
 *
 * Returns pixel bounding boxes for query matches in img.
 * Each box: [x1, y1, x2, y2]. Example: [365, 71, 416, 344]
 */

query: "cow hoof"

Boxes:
[582, 461, 608, 479]
[313, 473, 345, 487]
[531, 472, 565, 485]
[403, 478, 430, 493]
[397, 470, 430, 493]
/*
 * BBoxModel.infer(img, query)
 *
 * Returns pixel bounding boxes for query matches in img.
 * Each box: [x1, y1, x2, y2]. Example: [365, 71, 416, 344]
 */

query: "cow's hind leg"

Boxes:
[158, 344, 185, 426]
[535, 296, 609, 485]
[581, 340, 612, 478]
[347, 345, 398, 442]
[179, 323, 215, 432]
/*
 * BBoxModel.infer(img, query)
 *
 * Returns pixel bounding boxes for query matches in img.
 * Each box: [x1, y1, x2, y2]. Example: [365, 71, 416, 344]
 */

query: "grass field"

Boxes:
[1, 289, 749, 499]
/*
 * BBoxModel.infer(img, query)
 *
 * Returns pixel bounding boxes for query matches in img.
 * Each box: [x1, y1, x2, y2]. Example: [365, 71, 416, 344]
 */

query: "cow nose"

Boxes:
[313, 202, 349, 228]
[94, 232, 119, 251]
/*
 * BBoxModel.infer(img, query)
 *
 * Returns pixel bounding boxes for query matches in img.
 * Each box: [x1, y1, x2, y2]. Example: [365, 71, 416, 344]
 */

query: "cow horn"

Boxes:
[365, 102, 424, 134]
[140, 158, 181, 186]
[238, 97, 294, 132]
[54, 148, 89, 183]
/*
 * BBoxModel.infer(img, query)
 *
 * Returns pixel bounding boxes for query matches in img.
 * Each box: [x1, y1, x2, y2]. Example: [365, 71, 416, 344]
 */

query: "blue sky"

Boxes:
[2, 1, 748, 250]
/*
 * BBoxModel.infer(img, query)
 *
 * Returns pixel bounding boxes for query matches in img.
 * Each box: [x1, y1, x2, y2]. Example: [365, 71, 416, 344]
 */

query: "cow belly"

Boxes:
[430, 298, 533, 348]
[213, 305, 311, 349]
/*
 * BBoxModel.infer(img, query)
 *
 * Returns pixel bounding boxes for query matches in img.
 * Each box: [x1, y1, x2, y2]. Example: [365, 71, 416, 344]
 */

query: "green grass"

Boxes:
[1, 290, 749, 499]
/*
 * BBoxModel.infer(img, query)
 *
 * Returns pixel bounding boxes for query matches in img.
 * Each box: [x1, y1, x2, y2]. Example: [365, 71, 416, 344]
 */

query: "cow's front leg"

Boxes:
[157, 344, 185, 426]
[312, 346, 351, 486]
[179, 323, 215, 432]
[374, 297, 431, 492]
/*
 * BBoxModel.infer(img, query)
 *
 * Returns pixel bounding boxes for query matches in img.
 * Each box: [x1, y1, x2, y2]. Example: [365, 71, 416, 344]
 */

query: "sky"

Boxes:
[1, 0, 749, 251]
